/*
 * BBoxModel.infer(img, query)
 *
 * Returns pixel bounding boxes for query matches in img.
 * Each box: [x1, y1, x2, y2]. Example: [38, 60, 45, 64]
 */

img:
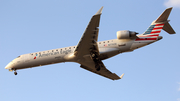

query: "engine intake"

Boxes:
[117, 30, 138, 39]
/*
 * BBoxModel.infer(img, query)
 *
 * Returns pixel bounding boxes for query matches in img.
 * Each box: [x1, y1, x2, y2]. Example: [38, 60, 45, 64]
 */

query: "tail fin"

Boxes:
[142, 7, 175, 36]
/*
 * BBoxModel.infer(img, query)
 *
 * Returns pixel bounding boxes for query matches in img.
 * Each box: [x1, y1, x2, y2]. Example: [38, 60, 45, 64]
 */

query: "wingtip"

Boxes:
[95, 6, 104, 15]
[120, 73, 124, 79]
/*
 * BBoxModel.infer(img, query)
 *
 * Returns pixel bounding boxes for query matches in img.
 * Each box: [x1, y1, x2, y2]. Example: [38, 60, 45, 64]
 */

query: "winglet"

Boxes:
[95, 6, 103, 15]
[120, 73, 125, 79]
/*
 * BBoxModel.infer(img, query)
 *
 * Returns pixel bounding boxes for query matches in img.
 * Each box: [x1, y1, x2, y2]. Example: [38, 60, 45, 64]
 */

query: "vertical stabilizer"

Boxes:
[142, 7, 175, 35]
[155, 7, 172, 23]
[155, 7, 175, 34]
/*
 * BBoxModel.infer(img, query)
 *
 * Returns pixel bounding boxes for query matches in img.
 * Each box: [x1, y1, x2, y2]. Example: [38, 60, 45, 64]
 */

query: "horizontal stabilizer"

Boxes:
[163, 22, 176, 34]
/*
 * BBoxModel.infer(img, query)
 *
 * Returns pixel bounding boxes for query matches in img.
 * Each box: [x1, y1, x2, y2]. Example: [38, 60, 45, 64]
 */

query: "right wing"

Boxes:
[74, 7, 124, 80]
[74, 7, 103, 57]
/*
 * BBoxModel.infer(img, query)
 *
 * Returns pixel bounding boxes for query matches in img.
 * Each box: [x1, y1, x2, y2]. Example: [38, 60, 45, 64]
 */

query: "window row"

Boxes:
[98, 40, 113, 44]
[30, 40, 113, 55]
[30, 46, 76, 55]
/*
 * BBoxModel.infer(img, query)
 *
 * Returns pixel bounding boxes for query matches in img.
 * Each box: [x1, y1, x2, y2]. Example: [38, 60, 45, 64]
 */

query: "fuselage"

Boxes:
[5, 35, 162, 71]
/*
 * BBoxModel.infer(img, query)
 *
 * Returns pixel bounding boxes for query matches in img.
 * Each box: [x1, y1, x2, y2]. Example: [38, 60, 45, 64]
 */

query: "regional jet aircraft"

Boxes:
[5, 7, 175, 80]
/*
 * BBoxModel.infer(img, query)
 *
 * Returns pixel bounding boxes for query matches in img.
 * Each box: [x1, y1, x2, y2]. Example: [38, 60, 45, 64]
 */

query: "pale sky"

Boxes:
[0, 0, 180, 101]
[164, 0, 180, 8]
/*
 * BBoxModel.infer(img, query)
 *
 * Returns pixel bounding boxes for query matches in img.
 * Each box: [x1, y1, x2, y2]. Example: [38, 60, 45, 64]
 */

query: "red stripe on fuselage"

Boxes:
[146, 34, 159, 37]
[135, 38, 157, 41]
[139, 34, 159, 37]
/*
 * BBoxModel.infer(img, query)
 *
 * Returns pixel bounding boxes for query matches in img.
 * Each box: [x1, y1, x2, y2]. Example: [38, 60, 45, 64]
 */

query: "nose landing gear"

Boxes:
[14, 71, 17, 75]
[13, 69, 17, 75]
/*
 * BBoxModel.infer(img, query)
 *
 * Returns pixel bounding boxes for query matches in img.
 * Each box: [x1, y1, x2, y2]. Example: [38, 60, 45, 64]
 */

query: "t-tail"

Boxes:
[139, 7, 176, 37]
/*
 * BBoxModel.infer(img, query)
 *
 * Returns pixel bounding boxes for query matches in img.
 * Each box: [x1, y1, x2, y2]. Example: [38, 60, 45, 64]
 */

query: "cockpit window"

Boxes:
[17, 56, 20, 58]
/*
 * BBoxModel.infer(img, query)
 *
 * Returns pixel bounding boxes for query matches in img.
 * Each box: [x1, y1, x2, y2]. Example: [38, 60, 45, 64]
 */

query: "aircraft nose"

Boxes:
[5, 62, 13, 69]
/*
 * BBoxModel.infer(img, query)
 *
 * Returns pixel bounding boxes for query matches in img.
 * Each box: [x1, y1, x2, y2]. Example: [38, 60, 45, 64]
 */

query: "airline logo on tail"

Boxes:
[143, 24, 164, 36]
[136, 23, 165, 41]
[139, 7, 175, 38]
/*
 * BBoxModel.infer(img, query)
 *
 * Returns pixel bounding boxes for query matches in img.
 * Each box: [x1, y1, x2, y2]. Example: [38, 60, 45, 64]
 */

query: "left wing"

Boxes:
[80, 59, 124, 80]
[74, 7, 103, 57]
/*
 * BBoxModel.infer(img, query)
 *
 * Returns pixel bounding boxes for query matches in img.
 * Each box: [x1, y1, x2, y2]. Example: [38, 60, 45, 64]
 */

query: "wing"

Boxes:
[80, 58, 124, 80]
[74, 7, 124, 80]
[74, 7, 103, 56]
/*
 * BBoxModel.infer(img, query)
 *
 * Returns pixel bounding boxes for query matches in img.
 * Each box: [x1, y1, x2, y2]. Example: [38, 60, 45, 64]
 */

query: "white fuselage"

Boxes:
[5, 36, 161, 70]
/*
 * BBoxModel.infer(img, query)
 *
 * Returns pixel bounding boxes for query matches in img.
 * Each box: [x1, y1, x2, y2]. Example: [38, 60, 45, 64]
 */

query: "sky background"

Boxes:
[0, 0, 180, 101]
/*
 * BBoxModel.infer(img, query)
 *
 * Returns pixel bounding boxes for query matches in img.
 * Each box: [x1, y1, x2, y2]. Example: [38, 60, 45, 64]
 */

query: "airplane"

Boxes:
[5, 7, 175, 80]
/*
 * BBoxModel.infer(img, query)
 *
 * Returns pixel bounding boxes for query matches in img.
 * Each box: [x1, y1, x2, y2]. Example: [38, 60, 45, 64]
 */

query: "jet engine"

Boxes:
[117, 30, 138, 39]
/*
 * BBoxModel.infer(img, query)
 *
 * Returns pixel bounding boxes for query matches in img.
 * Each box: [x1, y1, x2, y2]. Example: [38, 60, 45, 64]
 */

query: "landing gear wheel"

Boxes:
[92, 54, 95, 58]
[14, 71, 17, 75]
[95, 65, 100, 71]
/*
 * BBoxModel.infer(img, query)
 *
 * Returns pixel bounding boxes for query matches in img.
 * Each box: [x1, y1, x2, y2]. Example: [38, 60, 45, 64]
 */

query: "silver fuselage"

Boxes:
[5, 36, 161, 70]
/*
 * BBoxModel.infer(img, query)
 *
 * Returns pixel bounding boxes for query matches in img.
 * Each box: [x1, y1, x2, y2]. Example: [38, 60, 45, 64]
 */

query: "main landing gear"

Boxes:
[95, 64, 100, 71]
[91, 52, 101, 71]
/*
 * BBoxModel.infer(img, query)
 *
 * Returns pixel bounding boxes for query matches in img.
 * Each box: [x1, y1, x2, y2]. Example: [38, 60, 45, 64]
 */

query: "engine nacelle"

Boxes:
[117, 30, 138, 39]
